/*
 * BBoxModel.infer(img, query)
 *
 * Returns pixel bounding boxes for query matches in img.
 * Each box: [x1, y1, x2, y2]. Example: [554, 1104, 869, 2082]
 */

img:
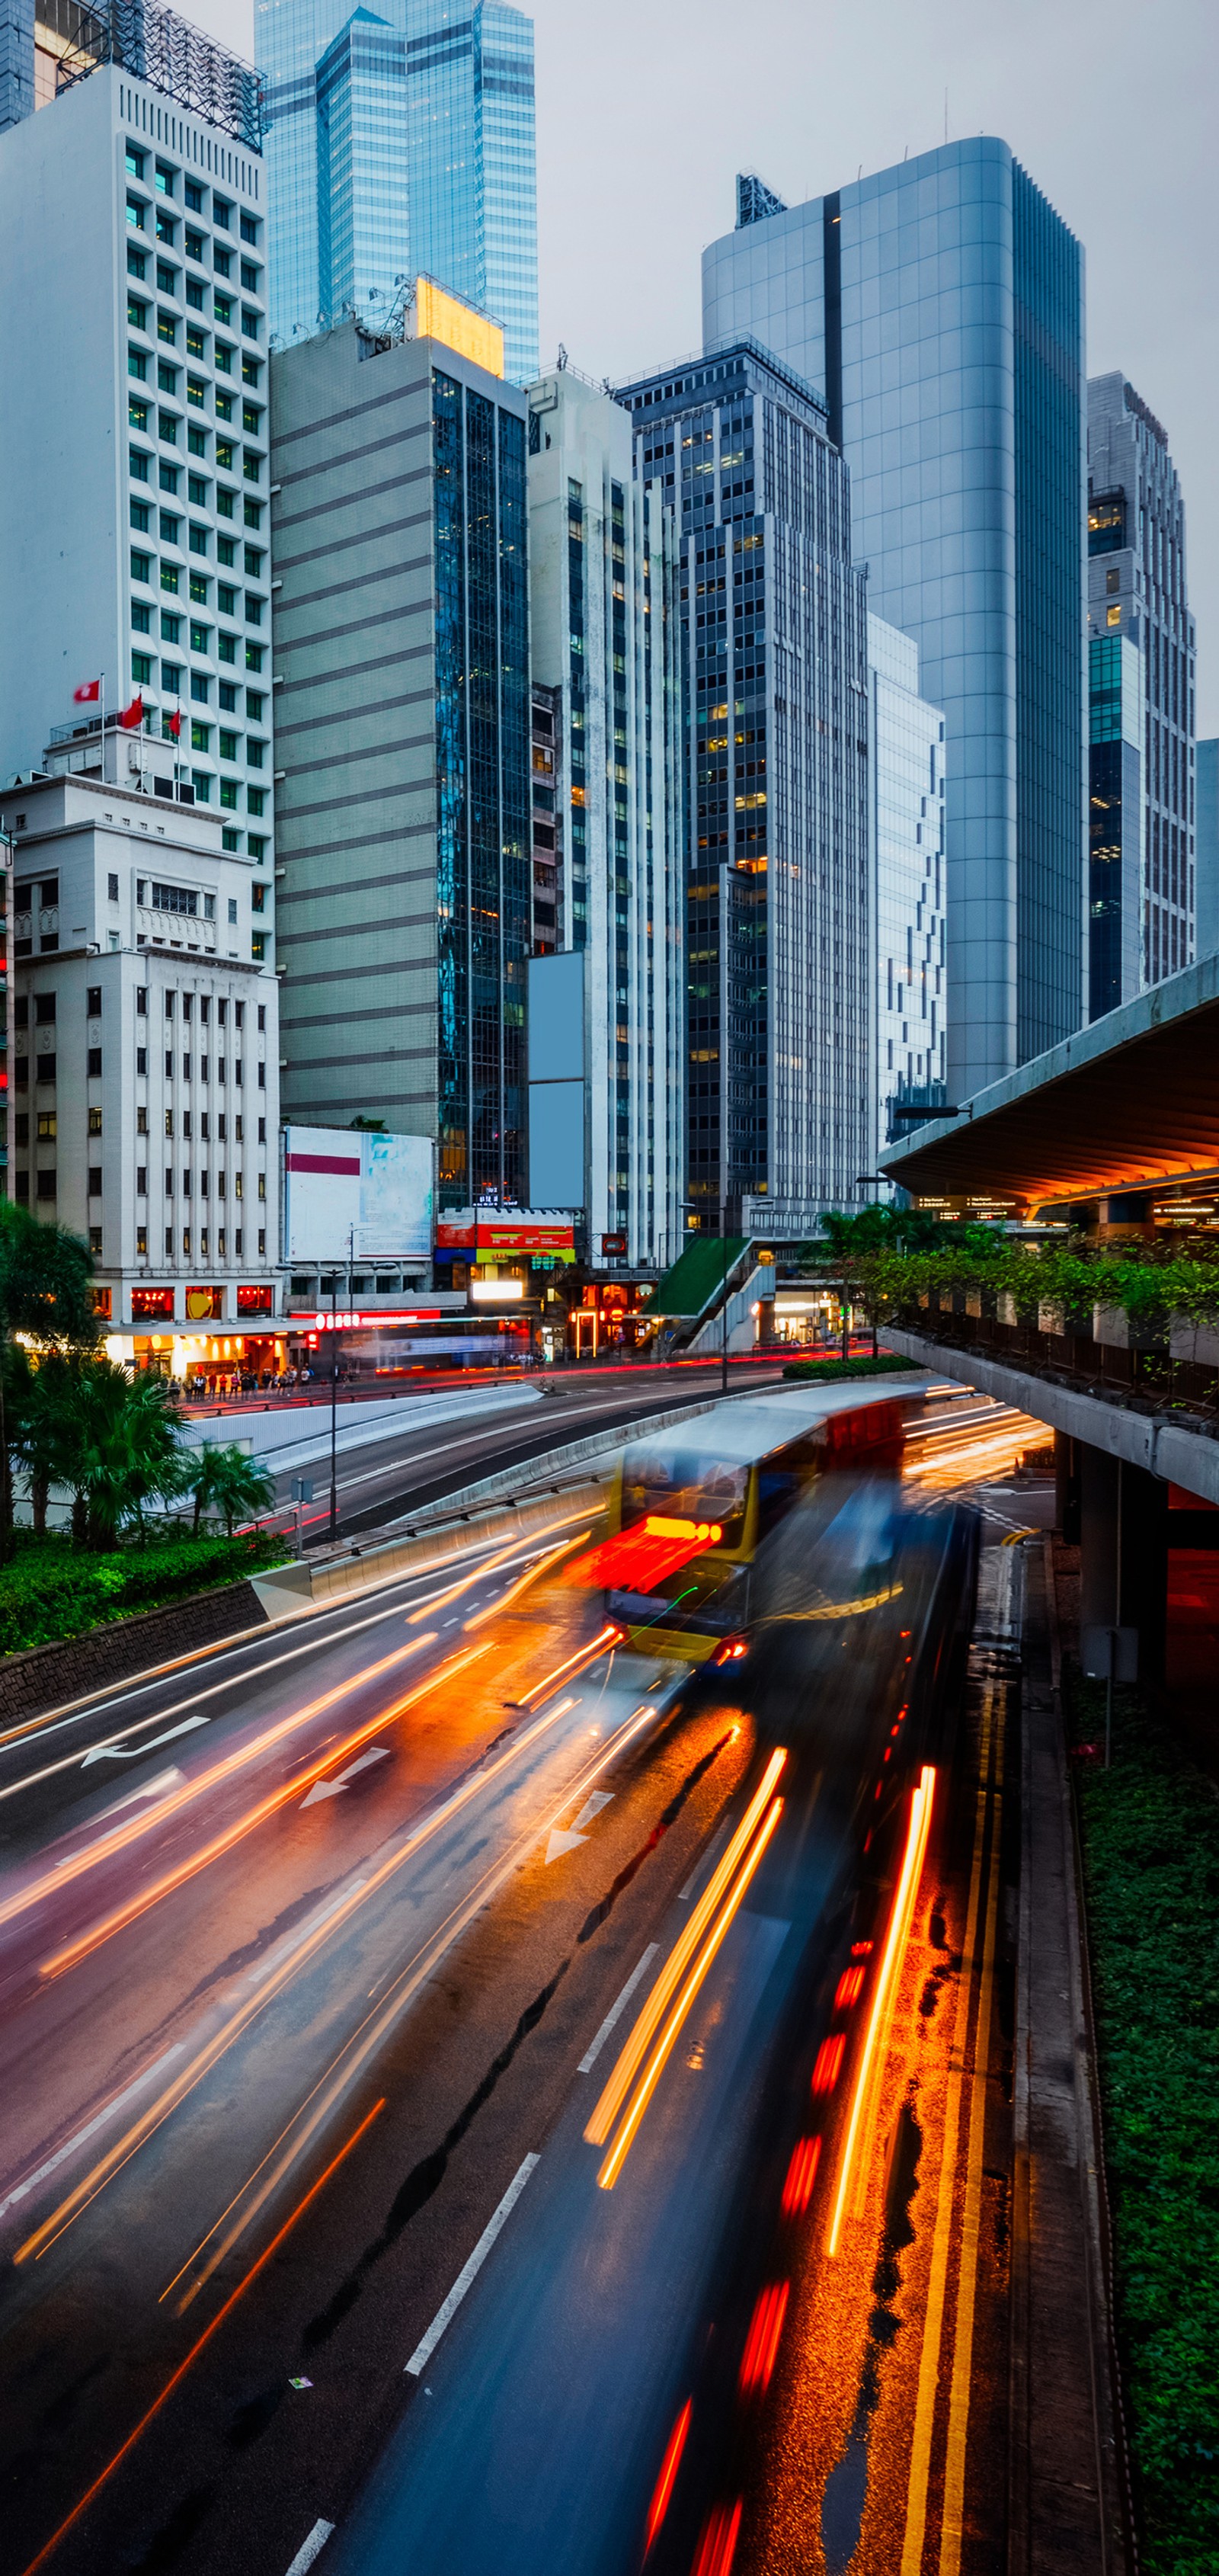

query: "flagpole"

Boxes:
[99, 670, 106, 784]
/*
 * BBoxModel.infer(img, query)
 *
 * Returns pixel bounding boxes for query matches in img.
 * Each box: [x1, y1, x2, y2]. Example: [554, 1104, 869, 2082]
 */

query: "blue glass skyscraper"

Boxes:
[258, 0, 538, 383]
[703, 139, 1086, 1100]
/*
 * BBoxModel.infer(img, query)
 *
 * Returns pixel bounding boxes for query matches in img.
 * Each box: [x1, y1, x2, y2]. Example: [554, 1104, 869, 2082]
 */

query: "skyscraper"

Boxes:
[1198, 739, 1219, 963]
[270, 296, 531, 1205]
[868, 614, 947, 1158]
[1086, 373, 1195, 1009]
[525, 366, 685, 1270]
[258, 0, 539, 384]
[703, 139, 1087, 1101]
[0, 56, 274, 876]
[614, 340, 871, 1241]
[0, 31, 283, 1352]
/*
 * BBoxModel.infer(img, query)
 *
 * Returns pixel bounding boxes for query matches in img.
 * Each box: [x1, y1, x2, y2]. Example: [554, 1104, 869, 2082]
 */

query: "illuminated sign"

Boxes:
[308, 1307, 442, 1331]
[470, 1277, 525, 1302]
[414, 275, 504, 379]
[185, 1284, 224, 1320]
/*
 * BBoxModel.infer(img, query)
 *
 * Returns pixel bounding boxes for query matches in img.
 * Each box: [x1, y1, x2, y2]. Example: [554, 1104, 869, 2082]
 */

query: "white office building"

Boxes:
[869, 614, 947, 1163]
[2, 766, 283, 1373]
[0, 50, 275, 900]
[526, 366, 685, 1272]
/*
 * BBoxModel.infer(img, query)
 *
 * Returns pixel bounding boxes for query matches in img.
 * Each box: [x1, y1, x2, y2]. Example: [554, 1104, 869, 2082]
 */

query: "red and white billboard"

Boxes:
[283, 1127, 433, 1262]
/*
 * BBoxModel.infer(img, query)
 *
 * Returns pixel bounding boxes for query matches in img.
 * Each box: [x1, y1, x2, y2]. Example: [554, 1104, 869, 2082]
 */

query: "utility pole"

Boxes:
[328, 1270, 338, 1540]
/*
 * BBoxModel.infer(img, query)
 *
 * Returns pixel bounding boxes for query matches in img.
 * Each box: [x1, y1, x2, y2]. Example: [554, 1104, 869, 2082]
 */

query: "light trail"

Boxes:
[644, 2399, 692, 2552]
[460, 1530, 592, 1630]
[517, 1623, 622, 1709]
[16, 2101, 386, 2576]
[17, 1687, 659, 2273]
[596, 1793, 783, 2190]
[584, 1749, 788, 2150]
[827, 1764, 936, 2257]
[37, 1640, 506, 1982]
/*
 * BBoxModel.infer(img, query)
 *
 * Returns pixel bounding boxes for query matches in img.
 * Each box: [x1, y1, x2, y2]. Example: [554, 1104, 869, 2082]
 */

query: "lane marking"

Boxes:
[0, 2046, 187, 2224]
[827, 1767, 936, 2255]
[938, 1696, 1006, 2574]
[283, 2520, 335, 2576]
[578, 1946, 661, 2075]
[81, 1714, 210, 1767]
[17, 2107, 384, 2576]
[678, 1815, 733, 1902]
[405, 2154, 540, 2376]
[899, 1680, 1000, 2576]
[299, 1747, 390, 1807]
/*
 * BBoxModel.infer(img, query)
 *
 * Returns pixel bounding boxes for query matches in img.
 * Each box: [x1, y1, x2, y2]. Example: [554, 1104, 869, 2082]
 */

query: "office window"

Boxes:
[186, 277, 205, 312]
[247, 737, 265, 768]
[1107, 604, 1121, 629]
[159, 410, 178, 443]
[130, 500, 150, 533]
[131, 652, 152, 685]
[188, 474, 208, 506]
[161, 610, 181, 641]
[187, 426, 206, 458]
[190, 575, 209, 607]
[191, 720, 211, 752]
[214, 197, 232, 229]
[216, 489, 236, 522]
[161, 563, 180, 594]
[159, 464, 179, 495]
[245, 596, 262, 626]
[187, 377, 206, 409]
[191, 672, 210, 703]
[128, 295, 148, 331]
[220, 780, 238, 810]
[129, 347, 148, 381]
[240, 213, 257, 244]
[218, 582, 237, 615]
[162, 660, 182, 693]
[190, 621, 210, 653]
[247, 787, 265, 815]
[130, 396, 149, 432]
[130, 446, 151, 482]
[192, 771, 212, 801]
[155, 161, 174, 195]
[108, 873, 120, 902]
[215, 342, 233, 375]
[126, 146, 146, 179]
[126, 194, 146, 229]
[132, 601, 152, 634]
[222, 827, 242, 851]
[185, 325, 205, 359]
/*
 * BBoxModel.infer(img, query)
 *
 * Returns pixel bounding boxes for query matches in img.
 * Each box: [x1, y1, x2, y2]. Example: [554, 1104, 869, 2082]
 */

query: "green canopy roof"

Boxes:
[649, 1235, 750, 1321]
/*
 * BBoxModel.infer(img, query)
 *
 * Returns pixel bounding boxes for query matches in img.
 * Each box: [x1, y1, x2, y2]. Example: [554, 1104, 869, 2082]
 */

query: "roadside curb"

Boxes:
[1008, 1532, 1131, 2574]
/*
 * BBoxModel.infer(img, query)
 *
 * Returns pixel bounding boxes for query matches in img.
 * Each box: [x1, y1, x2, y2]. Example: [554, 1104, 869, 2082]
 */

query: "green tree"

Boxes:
[66, 1360, 187, 1550]
[7, 1347, 80, 1535]
[185, 1443, 275, 1539]
[0, 1205, 96, 1556]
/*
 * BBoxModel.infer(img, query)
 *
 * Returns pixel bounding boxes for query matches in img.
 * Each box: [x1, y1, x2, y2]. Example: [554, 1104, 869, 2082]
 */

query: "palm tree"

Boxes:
[186, 1442, 275, 1539]
[65, 1360, 186, 1550]
[8, 1347, 79, 1534]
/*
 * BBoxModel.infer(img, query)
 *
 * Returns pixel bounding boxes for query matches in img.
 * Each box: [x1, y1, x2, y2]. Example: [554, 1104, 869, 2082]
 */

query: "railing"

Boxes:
[885, 1304, 1219, 1440]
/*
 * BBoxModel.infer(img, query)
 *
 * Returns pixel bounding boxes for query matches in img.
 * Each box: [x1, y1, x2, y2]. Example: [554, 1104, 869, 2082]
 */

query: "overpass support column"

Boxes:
[1054, 1431, 1080, 1542]
[1078, 1444, 1168, 1685]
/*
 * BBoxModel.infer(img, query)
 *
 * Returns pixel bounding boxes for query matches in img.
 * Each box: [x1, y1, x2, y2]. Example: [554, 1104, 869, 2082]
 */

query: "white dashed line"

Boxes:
[577, 1944, 661, 2074]
[405, 2154, 540, 2376]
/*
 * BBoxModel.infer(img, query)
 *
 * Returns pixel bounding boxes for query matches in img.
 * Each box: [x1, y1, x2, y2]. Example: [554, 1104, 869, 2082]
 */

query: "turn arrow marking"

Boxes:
[82, 1714, 210, 1767]
[544, 1790, 613, 1866]
[300, 1747, 391, 1807]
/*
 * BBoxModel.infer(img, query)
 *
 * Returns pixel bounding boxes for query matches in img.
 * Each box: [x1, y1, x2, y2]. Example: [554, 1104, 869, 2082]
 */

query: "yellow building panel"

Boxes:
[415, 276, 504, 380]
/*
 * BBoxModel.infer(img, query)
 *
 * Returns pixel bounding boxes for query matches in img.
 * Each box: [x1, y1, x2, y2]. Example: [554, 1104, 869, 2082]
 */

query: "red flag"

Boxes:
[73, 678, 101, 703]
[166, 708, 182, 740]
[118, 693, 144, 730]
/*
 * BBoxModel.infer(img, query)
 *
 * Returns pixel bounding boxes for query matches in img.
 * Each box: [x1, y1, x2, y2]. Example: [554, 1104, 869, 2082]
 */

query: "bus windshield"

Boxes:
[621, 1444, 750, 1550]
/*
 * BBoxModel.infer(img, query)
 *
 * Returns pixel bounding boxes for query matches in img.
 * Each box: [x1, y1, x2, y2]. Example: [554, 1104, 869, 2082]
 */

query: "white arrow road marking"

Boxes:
[545, 1786, 613, 1865]
[82, 1713, 210, 1767]
[571, 1789, 613, 1833]
[299, 1747, 391, 1807]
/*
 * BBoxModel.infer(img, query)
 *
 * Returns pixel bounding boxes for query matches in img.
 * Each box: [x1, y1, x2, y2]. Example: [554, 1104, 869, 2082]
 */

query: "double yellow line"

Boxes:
[585, 1748, 787, 2191]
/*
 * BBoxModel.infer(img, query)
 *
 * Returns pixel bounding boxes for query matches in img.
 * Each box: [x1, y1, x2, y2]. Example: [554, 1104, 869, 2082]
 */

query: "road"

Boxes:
[251, 1358, 785, 1546]
[0, 1383, 1050, 2576]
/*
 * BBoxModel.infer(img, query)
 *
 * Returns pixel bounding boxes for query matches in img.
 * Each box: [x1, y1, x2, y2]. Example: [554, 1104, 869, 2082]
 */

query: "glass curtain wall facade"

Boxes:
[1086, 372, 1195, 1004]
[1086, 631, 1144, 1018]
[434, 367, 529, 1205]
[315, 9, 409, 328]
[703, 138, 1087, 1102]
[615, 339, 871, 1242]
[526, 367, 685, 1268]
[259, 0, 538, 381]
[869, 613, 947, 1155]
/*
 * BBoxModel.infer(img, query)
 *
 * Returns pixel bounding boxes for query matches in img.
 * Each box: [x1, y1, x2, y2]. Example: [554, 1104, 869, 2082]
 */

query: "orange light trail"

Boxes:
[644, 2398, 692, 2552]
[517, 1623, 621, 1708]
[461, 1530, 591, 1630]
[17, 2100, 385, 2576]
[584, 1750, 788, 2150]
[2, 1629, 459, 1946]
[596, 1793, 783, 2191]
[37, 1644, 493, 1981]
[827, 1764, 936, 2257]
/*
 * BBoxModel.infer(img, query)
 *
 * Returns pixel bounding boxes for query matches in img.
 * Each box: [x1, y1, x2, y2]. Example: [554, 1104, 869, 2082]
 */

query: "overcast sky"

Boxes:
[204, 0, 1217, 729]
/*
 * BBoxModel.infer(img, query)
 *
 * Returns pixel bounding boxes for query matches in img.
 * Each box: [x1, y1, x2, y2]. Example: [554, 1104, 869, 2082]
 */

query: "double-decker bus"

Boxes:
[592, 1383, 923, 1665]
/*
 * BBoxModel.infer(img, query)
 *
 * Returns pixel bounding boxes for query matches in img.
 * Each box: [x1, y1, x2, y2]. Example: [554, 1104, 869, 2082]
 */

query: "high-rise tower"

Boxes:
[1086, 373, 1196, 1012]
[258, 0, 538, 384]
[614, 340, 871, 1241]
[703, 139, 1087, 1101]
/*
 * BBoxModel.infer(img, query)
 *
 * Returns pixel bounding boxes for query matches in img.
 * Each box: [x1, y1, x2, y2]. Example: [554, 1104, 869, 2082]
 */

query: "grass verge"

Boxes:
[1067, 1669, 1219, 2575]
[0, 1528, 289, 1657]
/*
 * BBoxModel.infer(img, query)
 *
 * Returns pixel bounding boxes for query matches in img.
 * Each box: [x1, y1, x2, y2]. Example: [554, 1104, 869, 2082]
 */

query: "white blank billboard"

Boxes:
[284, 1128, 433, 1262]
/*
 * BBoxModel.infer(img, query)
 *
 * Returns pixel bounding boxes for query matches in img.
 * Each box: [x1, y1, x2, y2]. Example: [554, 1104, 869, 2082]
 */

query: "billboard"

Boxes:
[283, 1128, 433, 1263]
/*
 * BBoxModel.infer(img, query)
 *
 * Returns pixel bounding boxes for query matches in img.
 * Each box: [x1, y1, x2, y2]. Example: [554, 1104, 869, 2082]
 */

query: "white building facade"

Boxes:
[2, 769, 283, 1374]
[0, 59, 275, 902]
[868, 614, 947, 1160]
[526, 367, 685, 1271]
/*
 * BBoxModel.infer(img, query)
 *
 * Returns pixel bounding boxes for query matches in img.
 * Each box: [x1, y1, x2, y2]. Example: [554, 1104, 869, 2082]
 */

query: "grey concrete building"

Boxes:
[614, 338, 870, 1242]
[1087, 373, 1196, 1009]
[702, 139, 1087, 1101]
[270, 309, 530, 1206]
[526, 365, 686, 1270]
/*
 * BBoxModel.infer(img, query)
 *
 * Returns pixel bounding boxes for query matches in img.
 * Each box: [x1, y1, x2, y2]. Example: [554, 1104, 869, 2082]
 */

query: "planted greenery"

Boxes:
[1069, 1674, 1219, 2575]
[780, 1354, 923, 1383]
[0, 1529, 287, 1657]
[796, 1206, 1219, 1338]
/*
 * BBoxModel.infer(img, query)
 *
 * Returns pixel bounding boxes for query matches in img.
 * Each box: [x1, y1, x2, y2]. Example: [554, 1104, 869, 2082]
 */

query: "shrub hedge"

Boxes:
[0, 1530, 288, 1657]
[1070, 1672, 1219, 2576]
[780, 1354, 927, 1384]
